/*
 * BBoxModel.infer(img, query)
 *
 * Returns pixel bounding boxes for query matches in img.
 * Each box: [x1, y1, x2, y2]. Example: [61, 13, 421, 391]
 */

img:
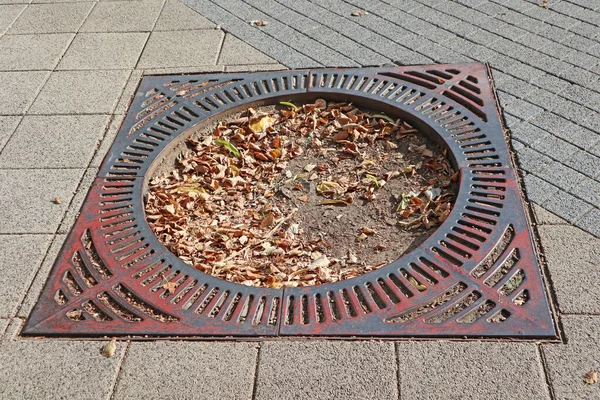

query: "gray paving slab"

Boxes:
[113, 70, 141, 116]
[0, 71, 48, 115]
[57, 167, 97, 234]
[0, 336, 126, 399]
[0, 168, 83, 233]
[218, 33, 275, 65]
[8, 2, 92, 33]
[0, 4, 25, 33]
[0, 115, 109, 168]
[155, 0, 215, 30]
[137, 29, 224, 69]
[0, 234, 52, 317]
[57, 32, 149, 70]
[255, 341, 397, 400]
[80, 0, 164, 32]
[538, 224, 600, 314]
[28, 69, 129, 115]
[543, 316, 600, 400]
[0, 115, 21, 152]
[397, 341, 550, 400]
[0, 319, 8, 339]
[114, 341, 257, 400]
[0, 33, 73, 71]
[17, 234, 65, 318]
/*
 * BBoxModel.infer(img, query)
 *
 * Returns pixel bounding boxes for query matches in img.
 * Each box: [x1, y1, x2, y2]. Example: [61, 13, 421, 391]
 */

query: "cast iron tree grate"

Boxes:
[23, 63, 557, 339]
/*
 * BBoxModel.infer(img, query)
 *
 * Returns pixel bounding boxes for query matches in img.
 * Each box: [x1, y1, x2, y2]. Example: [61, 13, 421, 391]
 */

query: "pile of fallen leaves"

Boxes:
[145, 99, 457, 288]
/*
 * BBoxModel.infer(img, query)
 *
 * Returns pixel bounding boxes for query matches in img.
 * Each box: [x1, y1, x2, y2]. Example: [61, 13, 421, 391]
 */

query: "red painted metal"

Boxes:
[23, 63, 557, 338]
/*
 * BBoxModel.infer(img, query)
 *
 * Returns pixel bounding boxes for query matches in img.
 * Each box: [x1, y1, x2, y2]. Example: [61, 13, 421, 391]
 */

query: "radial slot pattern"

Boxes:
[23, 63, 557, 338]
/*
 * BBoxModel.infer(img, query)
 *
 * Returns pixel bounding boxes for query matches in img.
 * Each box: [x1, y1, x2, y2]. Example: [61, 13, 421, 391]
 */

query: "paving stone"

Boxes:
[542, 189, 593, 224]
[572, 177, 600, 205]
[137, 29, 224, 69]
[530, 74, 570, 95]
[0, 234, 52, 317]
[183, 0, 319, 68]
[496, 75, 536, 99]
[0, 71, 48, 115]
[154, 0, 214, 30]
[0, 33, 72, 71]
[114, 342, 257, 400]
[575, 208, 600, 238]
[29, 70, 129, 115]
[530, 112, 599, 149]
[218, 34, 275, 65]
[510, 123, 547, 147]
[0, 338, 125, 399]
[515, 146, 554, 174]
[397, 341, 549, 400]
[532, 203, 568, 224]
[256, 341, 397, 400]
[0, 168, 83, 233]
[0, 115, 109, 168]
[0, 115, 21, 152]
[0, 4, 25, 33]
[543, 316, 600, 400]
[533, 134, 580, 163]
[17, 234, 66, 318]
[564, 150, 600, 178]
[57, 32, 148, 70]
[523, 173, 560, 204]
[80, 0, 164, 32]
[8, 2, 92, 33]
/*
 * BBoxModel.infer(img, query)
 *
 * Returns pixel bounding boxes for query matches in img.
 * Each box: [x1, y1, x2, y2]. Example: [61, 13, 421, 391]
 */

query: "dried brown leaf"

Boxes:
[101, 338, 117, 358]
[584, 370, 598, 385]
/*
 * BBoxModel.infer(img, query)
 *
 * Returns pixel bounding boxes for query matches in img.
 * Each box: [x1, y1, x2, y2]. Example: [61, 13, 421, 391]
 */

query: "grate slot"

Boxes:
[326, 291, 341, 321]
[425, 291, 482, 323]
[419, 257, 450, 277]
[472, 225, 515, 278]
[385, 282, 467, 323]
[388, 272, 413, 297]
[377, 278, 401, 304]
[458, 300, 496, 323]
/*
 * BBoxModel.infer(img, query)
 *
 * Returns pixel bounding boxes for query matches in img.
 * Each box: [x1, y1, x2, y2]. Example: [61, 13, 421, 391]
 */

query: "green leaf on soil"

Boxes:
[373, 113, 396, 124]
[279, 101, 299, 110]
[215, 139, 241, 158]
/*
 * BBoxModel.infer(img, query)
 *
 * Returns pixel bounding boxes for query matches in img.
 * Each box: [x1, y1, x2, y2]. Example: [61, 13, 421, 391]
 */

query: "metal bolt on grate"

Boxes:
[23, 63, 557, 339]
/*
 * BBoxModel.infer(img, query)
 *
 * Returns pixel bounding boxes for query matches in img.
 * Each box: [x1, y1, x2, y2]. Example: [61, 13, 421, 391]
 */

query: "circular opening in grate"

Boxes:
[144, 95, 458, 289]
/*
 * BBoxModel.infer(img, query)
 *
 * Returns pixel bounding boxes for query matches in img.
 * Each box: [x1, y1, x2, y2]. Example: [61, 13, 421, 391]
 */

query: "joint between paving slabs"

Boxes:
[537, 344, 557, 400]
[108, 341, 131, 400]
[250, 342, 262, 400]
[394, 342, 401, 400]
[132, 0, 168, 71]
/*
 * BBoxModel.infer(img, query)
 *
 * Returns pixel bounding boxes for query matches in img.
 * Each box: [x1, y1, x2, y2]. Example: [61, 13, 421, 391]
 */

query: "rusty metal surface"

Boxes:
[23, 63, 557, 338]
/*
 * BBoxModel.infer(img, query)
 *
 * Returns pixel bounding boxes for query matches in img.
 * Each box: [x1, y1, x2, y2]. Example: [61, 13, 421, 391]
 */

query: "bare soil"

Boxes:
[145, 100, 458, 288]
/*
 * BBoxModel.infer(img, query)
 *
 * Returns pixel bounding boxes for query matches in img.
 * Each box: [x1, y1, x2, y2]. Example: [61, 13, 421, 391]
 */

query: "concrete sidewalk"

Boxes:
[0, 0, 598, 399]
